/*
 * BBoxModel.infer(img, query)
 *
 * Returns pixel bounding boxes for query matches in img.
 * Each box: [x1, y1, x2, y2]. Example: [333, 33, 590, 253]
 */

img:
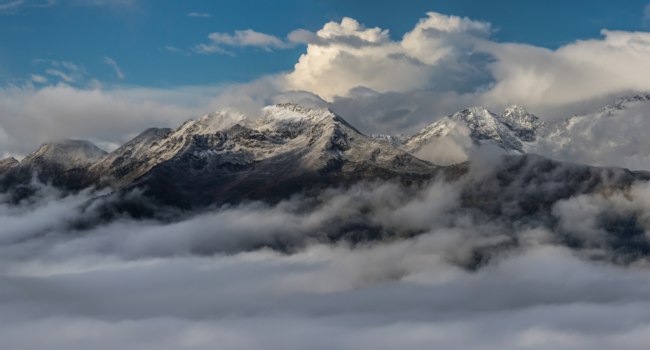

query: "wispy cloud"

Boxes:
[194, 29, 293, 54]
[45, 69, 75, 83]
[30, 74, 47, 84]
[188, 12, 211, 18]
[0, 0, 55, 14]
[34, 59, 80, 71]
[81, 0, 137, 6]
[34, 59, 87, 84]
[0, 0, 26, 14]
[103, 56, 125, 80]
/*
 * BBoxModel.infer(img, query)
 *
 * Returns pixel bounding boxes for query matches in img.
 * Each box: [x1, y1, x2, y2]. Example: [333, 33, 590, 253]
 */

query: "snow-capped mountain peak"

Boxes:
[500, 105, 545, 142]
[452, 107, 508, 141]
[22, 139, 107, 170]
[261, 103, 334, 122]
[177, 110, 248, 136]
[401, 105, 549, 166]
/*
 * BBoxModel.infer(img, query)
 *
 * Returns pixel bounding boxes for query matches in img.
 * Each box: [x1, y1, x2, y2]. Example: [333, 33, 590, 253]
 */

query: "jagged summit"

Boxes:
[403, 105, 541, 156]
[453, 107, 520, 148]
[500, 105, 545, 142]
[259, 103, 363, 134]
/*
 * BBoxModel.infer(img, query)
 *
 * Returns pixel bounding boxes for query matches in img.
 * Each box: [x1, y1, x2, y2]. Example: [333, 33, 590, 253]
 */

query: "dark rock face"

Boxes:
[461, 154, 649, 220]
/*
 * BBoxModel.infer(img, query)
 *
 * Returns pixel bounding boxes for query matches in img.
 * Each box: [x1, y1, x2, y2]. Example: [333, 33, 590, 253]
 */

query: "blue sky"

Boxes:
[1, 0, 650, 87]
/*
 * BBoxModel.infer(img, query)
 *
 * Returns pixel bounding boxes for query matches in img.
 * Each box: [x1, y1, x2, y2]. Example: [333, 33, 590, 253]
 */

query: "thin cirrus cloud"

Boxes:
[0, 0, 26, 14]
[30, 74, 47, 84]
[0, 0, 124, 14]
[33, 59, 87, 85]
[103, 56, 125, 80]
[187, 11, 211, 18]
[45, 69, 75, 83]
[194, 29, 295, 54]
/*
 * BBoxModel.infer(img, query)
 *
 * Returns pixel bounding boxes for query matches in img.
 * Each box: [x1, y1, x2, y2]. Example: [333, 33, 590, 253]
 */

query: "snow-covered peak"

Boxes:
[403, 106, 543, 158]
[451, 107, 502, 137]
[261, 103, 336, 124]
[449, 107, 525, 150]
[175, 110, 248, 137]
[406, 118, 459, 147]
[23, 139, 107, 169]
[536, 93, 650, 171]
[500, 105, 545, 142]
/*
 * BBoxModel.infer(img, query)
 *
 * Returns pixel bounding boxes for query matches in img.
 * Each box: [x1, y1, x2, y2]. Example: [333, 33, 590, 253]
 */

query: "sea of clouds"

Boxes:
[3, 156, 650, 349]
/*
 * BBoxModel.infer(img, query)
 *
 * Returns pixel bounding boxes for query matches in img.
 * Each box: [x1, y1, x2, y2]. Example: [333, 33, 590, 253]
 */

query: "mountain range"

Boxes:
[0, 97, 648, 211]
[3, 97, 650, 263]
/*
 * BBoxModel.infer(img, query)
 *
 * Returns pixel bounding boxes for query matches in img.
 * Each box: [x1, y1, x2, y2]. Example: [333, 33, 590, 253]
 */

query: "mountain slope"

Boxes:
[0, 157, 18, 173]
[402, 105, 545, 164]
[115, 104, 440, 207]
[90, 127, 173, 187]
[0, 140, 107, 196]
[21, 139, 107, 170]
[535, 94, 650, 171]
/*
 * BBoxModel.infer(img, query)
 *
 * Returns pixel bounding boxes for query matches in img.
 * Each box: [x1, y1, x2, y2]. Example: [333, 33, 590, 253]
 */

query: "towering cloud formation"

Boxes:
[283, 12, 650, 131]
[285, 13, 493, 99]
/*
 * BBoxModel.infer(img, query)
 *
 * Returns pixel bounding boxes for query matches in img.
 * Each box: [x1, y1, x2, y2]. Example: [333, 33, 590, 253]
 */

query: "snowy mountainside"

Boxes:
[404, 106, 545, 153]
[402, 105, 545, 164]
[74, 103, 438, 207]
[21, 139, 107, 171]
[535, 94, 650, 170]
